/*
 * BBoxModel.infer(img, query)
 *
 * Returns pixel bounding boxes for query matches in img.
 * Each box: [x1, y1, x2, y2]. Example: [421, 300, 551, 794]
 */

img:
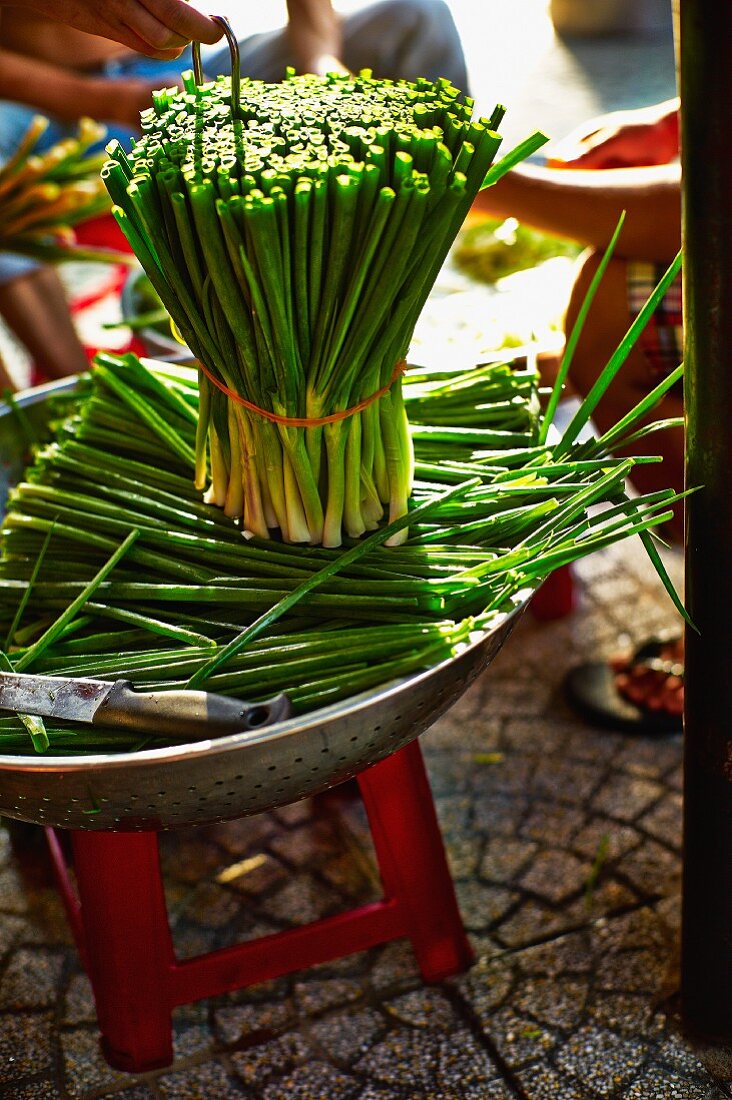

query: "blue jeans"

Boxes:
[0, 0, 467, 284]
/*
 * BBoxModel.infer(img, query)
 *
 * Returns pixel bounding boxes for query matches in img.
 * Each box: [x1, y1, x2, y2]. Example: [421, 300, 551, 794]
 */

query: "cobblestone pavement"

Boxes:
[3, 539, 729, 1100]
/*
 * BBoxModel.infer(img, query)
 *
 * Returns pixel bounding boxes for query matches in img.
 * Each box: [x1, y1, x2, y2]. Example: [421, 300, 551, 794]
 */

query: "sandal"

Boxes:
[563, 632, 683, 735]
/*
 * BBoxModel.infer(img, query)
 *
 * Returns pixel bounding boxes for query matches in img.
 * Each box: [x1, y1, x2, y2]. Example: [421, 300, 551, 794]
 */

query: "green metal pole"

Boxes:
[681, 0, 732, 1039]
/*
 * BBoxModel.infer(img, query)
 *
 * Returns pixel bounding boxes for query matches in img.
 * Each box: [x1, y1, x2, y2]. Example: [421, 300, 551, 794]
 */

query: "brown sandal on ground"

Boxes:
[563, 632, 683, 735]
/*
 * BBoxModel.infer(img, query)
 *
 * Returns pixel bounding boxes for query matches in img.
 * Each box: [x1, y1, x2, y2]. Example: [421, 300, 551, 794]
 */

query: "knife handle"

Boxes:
[94, 680, 291, 739]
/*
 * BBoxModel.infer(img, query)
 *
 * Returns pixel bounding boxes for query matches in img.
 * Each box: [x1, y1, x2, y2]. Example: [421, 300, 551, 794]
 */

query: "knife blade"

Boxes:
[0, 671, 291, 740]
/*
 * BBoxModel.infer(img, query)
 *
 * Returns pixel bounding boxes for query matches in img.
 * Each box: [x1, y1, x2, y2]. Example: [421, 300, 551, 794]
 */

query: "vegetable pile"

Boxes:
[0, 258, 685, 755]
[103, 71, 518, 547]
[0, 117, 116, 263]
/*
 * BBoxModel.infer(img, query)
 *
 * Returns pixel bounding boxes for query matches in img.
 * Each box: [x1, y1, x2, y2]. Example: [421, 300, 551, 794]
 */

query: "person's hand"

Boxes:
[546, 99, 680, 169]
[20, 0, 223, 60]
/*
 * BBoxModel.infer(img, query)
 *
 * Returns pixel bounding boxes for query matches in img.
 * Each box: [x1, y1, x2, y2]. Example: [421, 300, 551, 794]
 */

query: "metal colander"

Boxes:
[0, 381, 529, 831]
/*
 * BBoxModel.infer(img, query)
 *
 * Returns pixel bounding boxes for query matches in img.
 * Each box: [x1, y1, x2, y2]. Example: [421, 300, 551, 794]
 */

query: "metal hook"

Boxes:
[191, 15, 240, 122]
[191, 38, 205, 87]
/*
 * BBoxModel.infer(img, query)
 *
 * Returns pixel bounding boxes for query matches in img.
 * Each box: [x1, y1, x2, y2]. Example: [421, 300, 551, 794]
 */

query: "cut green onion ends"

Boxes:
[103, 70, 510, 546]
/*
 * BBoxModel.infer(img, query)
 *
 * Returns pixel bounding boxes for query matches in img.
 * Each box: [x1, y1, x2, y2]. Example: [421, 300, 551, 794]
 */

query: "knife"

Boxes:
[0, 671, 291, 740]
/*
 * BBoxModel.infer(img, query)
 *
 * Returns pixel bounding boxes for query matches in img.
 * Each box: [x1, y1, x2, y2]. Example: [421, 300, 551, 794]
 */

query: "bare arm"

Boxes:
[474, 161, 681, 263]
[286, 0, 347, 75]
[0, 47, 162, 127]
[547, 99, 680, 169]
[0, 0, 222, 59]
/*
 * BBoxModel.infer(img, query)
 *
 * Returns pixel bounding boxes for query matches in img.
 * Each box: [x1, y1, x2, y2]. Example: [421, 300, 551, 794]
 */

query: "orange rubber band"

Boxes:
[196, 358, 408, 427]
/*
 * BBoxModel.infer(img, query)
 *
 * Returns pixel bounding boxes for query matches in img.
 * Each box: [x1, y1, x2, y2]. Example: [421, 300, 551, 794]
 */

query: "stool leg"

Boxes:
[357, 740, 473, 981]
[71, 831, 176, 1072]
[530, 563, 575, 621]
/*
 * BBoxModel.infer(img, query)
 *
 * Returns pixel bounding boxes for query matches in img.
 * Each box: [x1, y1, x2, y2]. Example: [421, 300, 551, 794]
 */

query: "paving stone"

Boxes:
[530, 757, 603, 806]
[0, 913, 29, 958]
[470, 754, 536, 797]
[510, 926, 597, 977]
[158, 1060, 247, 1098]
[639, 792, 684, 849]
[571, 819, 641, 863]
[159, 832, 227, 885]
[171, 1003, 214, 1062]
[592, 774, 667, 823]
[0, 868, 31, 914]
[494, 896, 588, 948]
[231, 1032, 312, 1087]
[60, 1028, 130, 1097]
[445, 834, 482, 878]
[0, 1082, 65, 1099]
[483, 1004, 560, 1068]
[293, 977, 364, 1016]
[432, 794, 473, 835]
[356, 1087, 424, 1100]
[177, 882, 243, 933]
[309, 1007, 386, 1064]
[354, 1028, 443, 1089]
[367, 941, 421, 994]
[613, 737, 683, 782]
[472, 792, 529, 837]
[96, 1088, 157, 1100]
[62, 971, 97, 1026]
[214, 999, 295, 1046]
[273, 801, 316, 828]
[206, 814, 277, 854]
[480, 835, 538, 883]
[620, 1067, 721, 1099]
[516, 1064, 590, 1100]
[554, 1024, 649, 1096]
[265, 872, 344, 925]
[519, 848, 590, 905]
[519, 803, 588, 848]
[319, 849, 381, 901]
[384, 989, 458, 1031]
[269, 820, 343, 869]
[511, 975, 589, 1030]
[424, 704, 502, 750]
[0, 947, 64, 1009]
[436, 1027, 504, 1094]
[453, 955, 514, 1023]
[262, 1060, 361, 1099]
[0, 1013, 54, 1084]
[455, 880, 521, 932]
[585, 993, 658, 1037]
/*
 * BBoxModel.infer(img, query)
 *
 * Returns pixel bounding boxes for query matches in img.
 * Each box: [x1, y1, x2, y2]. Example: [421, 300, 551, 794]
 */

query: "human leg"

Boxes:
[0, 267, 88, 383]
[338, 0, 469, 90]
[202, 0, 468, 89]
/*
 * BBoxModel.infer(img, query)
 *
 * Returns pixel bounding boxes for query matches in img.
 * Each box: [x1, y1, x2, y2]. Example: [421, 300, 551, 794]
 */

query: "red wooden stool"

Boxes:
[530, 563, 576, 621]
[46, 739, 472, 1072]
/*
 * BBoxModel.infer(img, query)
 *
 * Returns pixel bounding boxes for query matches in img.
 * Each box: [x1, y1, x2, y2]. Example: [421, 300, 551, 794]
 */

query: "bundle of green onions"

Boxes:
[103, 69, 525, 547]
[0, 116, 116, 263]
[0, 238, 685, 755]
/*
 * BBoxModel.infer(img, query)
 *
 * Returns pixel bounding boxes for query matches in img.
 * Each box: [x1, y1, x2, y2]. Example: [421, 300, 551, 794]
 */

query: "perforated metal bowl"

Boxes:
[0, 381, 529, 831]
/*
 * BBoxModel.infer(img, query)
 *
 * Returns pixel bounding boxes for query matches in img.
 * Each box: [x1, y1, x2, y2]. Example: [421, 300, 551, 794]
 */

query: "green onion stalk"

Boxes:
[0, 334, 686, 754]
[103, 70, 512, 546]
[0, 116, 124, 264]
